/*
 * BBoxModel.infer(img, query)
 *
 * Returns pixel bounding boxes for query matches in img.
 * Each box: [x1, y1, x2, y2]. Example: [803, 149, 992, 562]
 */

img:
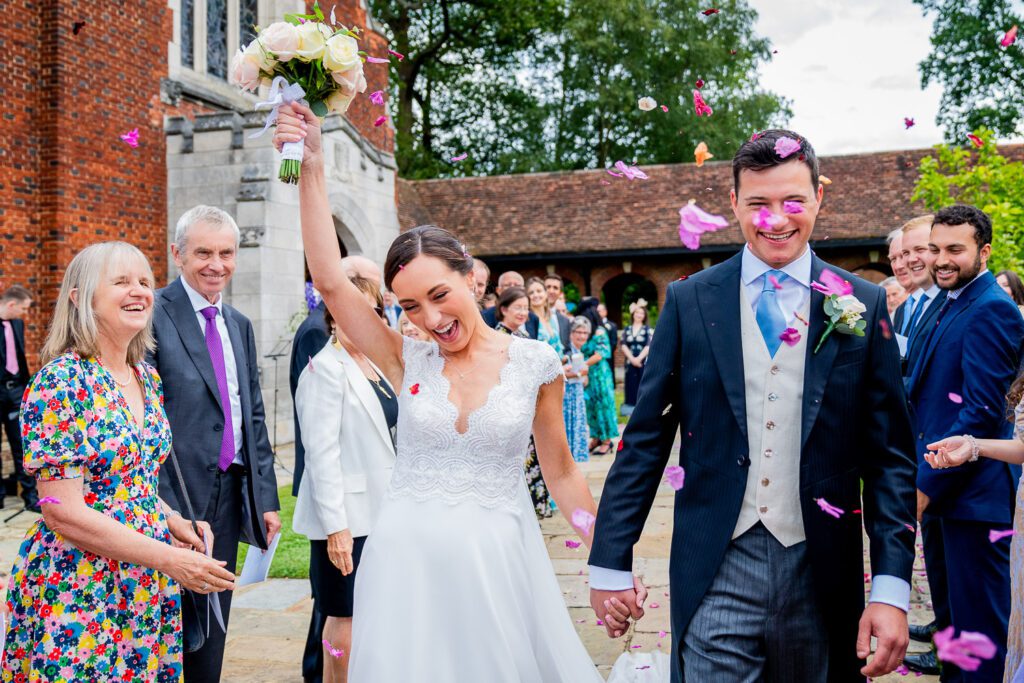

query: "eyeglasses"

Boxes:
[507, 305, 530, 314]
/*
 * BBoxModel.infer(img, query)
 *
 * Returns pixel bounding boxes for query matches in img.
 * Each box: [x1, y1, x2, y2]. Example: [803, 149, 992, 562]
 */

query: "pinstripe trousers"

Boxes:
[681, 523, 829, 682]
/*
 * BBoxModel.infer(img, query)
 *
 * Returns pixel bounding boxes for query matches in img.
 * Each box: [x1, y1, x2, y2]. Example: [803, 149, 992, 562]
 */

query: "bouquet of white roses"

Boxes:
[230, 2, 368, 183]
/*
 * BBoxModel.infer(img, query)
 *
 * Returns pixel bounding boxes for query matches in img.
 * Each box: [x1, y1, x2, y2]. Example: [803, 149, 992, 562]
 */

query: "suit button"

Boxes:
[770, 365, 780, 375]
[766, 420, 776, 430]
[764, 449, 774, 458]
[761, 478, 770, 487]
[768, 393, 779, 401]
[206, 464, 217, 472]
[759, 506, 768, 514]
[214, 424, 223, 432]
[918, 432, 924, 440]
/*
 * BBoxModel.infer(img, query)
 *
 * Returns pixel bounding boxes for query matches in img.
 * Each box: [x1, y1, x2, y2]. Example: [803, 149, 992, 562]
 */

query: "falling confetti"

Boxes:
[753, 207, 784, 230]
[388, 48, 405, 60]
[1000, 25, 1018, 47]
[773, 136, 801, 159]
[904, 117, 915, 129]
[934, 626, 996, 672]
[782, 201, 804, 214]
[451, 153, 468, 162]
[322, 639, 345, 658]
[120, 128, 140, 148]
[819, 175, 832, 185]
[693, 90, 713, 117]
[701, 8, 720, 15]
[779, 328, 801, 347]
[694, 141, 713, 167]
[678, 201, 728, 250]
[879, 319, 892, 339]
[664, 465, 685, 490]
[768, 274, 783, 290]
[373, 116, 387, 127]
[948, 392, 963, 404]
[638, 96, 657, 111]
[815, 497, 844, 518]
[365, 55, 389, 64]
[572, 508, 597, 535]
[611, 161, 648, 180]
[38, 497, 61, 505]
[811, 269, 854, 297]
[967, 133, 984, 148]
[565, 539, 582, 549]
[409, 383, 420, 395]
[990, 529, 1015, 543]
[695, 78, 705, 89]
[369, 90, 385, 106]
[660, 104, 669, 112]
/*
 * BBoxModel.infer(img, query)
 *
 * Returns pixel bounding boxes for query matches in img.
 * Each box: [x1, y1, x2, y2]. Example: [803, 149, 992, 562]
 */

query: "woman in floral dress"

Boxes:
[3, 242, 233, 683]
[563, 317, 592, 462]
[578, 298, 618, 455]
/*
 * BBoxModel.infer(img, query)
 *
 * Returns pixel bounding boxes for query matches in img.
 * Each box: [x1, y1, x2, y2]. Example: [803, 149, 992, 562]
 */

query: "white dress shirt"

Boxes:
[180, 277, 244, 465]
[589, 245, 911, 612]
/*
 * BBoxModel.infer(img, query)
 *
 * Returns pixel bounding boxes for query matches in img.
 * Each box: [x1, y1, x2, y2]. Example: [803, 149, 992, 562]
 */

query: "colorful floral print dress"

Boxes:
[582, 328, 618, 441]
[3, 353, 182, 683]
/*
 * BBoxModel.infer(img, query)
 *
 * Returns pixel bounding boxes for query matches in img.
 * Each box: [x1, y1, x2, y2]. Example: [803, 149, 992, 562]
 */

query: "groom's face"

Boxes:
[731, 161, 823, 269]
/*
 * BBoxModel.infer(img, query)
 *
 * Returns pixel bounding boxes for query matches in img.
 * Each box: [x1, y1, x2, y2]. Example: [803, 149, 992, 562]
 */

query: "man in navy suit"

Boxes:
[589, 129, 917, 681]
[905, 205, 1024, 682]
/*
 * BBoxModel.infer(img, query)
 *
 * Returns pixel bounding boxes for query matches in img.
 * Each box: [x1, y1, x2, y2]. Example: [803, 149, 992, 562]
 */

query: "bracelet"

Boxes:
[963, 434, 980, 462]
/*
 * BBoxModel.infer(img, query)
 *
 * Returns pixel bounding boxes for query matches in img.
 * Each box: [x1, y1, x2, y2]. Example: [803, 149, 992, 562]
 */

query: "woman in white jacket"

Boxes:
[292, 275, 397, 683]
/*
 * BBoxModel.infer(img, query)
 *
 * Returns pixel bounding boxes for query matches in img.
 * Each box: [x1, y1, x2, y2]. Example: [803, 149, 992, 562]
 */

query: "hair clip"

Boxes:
[398, 264, 405, 271]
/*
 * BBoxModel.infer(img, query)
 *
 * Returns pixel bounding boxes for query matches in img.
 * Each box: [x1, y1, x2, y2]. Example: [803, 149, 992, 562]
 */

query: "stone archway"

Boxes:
[601, 272, 659, 328]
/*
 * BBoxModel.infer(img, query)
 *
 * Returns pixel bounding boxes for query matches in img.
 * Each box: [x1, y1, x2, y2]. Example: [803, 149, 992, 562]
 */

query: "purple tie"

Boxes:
[201, 307, 235, 471]
[2, 321, 17, 375]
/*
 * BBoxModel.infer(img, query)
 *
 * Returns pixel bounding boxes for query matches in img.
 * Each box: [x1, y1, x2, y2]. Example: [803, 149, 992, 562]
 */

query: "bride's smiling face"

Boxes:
[391, 255, 479, 352]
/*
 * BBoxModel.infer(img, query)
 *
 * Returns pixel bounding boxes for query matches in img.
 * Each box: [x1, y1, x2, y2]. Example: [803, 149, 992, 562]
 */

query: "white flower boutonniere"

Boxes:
[811, 269, 867, 354]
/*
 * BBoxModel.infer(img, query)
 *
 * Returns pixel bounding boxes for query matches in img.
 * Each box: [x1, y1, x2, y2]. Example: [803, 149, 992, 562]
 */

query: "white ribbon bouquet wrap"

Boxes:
[229, 2, 368, 183]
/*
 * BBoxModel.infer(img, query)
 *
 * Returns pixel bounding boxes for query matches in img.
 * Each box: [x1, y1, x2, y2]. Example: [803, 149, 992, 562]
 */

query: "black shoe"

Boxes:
[909, 621, 937, 643]
[903, 651, 941, 675]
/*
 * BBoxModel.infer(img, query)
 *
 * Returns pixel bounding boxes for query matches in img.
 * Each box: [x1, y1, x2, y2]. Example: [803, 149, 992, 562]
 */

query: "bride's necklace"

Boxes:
[442, 346, 506, 380]
[97, 358, 133, 387]
[335, 337, 392, 398]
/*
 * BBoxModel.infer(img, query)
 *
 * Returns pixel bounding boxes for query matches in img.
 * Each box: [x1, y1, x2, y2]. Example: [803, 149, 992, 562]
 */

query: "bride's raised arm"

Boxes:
[274, 102, 404, 384]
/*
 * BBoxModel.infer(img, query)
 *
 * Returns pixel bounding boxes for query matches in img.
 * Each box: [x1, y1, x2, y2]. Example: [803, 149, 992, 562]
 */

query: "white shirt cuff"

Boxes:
[588, 565, 634, 591]
[868, 574, 911, 612]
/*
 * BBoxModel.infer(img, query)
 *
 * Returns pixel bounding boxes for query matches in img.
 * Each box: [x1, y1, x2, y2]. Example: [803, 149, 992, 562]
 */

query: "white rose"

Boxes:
[323, 33, 362, 73]
[295, 21, 332, 62]
[332, 65, 367, 94]
[638, 96, 657, 111]
[326, 87, 357, 115]
[244, 38, 276, 72]
[229, 48, 261, 92]
[260, 22, 299, 62]
[835, 295, 866, 315]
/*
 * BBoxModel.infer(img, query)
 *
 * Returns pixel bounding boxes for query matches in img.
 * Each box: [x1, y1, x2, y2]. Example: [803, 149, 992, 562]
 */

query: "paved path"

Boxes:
[0, 441, 939, 681]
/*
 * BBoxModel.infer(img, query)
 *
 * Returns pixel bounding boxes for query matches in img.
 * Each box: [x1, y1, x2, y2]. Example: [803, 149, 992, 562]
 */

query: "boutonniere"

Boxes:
[811, 269, 867, 354]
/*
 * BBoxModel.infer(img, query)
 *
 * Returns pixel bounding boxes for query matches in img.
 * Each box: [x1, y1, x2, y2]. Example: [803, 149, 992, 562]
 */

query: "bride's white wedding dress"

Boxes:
[347, 335, 604, 682]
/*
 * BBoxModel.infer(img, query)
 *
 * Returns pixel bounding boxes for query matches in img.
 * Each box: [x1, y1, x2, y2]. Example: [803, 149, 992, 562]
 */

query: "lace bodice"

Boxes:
[389, 335, 564, 511]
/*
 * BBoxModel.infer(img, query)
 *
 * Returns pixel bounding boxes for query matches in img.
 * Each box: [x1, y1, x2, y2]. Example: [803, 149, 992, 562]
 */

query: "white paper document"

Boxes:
[237, 533, 281, 587]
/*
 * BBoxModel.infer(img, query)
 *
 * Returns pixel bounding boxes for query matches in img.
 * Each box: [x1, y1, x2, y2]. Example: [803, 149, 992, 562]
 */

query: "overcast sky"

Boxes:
[747, 0, 945, 156]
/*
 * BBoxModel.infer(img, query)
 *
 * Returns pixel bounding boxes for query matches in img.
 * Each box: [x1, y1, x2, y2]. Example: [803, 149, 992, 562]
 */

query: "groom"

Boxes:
[589, 130, 917, 682]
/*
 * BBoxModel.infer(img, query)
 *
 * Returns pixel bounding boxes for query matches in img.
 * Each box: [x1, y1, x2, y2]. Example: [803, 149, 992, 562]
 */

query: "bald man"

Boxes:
[481, 270, 539, 337]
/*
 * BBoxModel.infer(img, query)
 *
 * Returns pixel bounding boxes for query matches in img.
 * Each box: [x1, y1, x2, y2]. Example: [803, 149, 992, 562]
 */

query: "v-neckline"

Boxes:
[99, 361, 148, 436]
[436, 336, 517, 436]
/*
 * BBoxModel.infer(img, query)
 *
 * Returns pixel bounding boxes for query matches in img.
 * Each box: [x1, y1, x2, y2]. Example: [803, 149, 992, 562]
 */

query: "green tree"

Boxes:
[913, 129, 1024, 272]
[913, 0, 1024, 141]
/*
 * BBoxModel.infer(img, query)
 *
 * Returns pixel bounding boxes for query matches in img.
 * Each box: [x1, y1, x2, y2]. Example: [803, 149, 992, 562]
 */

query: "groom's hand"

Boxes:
[857, 602, 909, 677]
[589, 577, 647, 638]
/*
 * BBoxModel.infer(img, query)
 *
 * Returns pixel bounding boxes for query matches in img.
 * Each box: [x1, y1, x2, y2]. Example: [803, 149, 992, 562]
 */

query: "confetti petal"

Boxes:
[701, 8, 720, 15]
[369, 90, 385, 106]
[638, 96, 657, 111]
[678, 200, 729, 250]
[409, 383, 420, 395]
[660, 104, 669, 112]
[365, 55, 389, 64]
[695, 78, 705, 89]
[664, 465, 685, 490]
[768, 274, 783, 290]
[779, 327, 801, 347]
[72, 20, 86, 35]
[934, 626, 997, 671]
[879, 319, 892, 339]
[904, 117, 915, 129]
[451, 152, 468, 162]
[818, 174, 832, 185]
[753, 207, 784, 230]
[388, 48, 405, 60]
[773, 136, 801, 159]
[815, 497, 844, 518]
[38, 496, 61, 505]
[612, 161, 648, 180]
[693, 90, 713, 117]
[120, 128, 140, 148]
[948, 392, 963, 404]
[783, 200, 804, 214]
[373, 115, 387, 127]
[322, 639, 345, 658]
[694, 141, 713, 167]
[572, 508, 596, 535]
[967, 133, 984, 148]
[810, 269, 854, 297]
[989, 529, 1015, 543]
[565, 539, 582, 549]
[1000, 25, 1018, 48]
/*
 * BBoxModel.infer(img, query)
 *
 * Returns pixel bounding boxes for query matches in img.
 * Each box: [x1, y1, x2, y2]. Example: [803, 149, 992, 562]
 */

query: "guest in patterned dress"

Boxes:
[620, 298, 653, 417]
[925, 371, 1024, 682]
[577, 298, 618, 455]
[563, 317, 591, 462]
[2, 242, 234, 683]
[527, 277, 565, 360]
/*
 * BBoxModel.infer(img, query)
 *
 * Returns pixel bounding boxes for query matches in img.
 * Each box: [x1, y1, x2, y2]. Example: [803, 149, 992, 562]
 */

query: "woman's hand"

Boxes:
[924, 436, 972, 469]
[579, 365, 588, 377]
[272, 102, 322, 168]
[167, 514, 214, 554]
[327, 529, 355, 575]
[163, 546, 236, 594]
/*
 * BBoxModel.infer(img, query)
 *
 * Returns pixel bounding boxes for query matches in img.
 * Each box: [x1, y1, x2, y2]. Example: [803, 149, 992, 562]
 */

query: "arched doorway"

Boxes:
[851, 262, 891, 285]
[601, 273, 659, 328]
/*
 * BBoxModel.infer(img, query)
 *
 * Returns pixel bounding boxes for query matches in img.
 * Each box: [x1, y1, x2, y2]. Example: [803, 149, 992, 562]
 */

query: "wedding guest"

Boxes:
[997, 270, 1024, 318]
[925, 368, 1024, 682]
[398, 310, 428, 341]
[578, 297, 617, 455]
[905, 204, 1024, 681]
[527, 277, 564, 359]
[0, 285, 38, 511]
[544, 274, 573, 348]
[289, 256, 381, 683]
[151, 205, 281, 683]
[554, 297, 569, 318]
[598, 303, 619, 378]
[483, 272, 538, 336]
[294, 275, 397, 683]
[888, 227, 918, 332]
[382, 290, 401, 329]
[564, 317, 591, 462]
[482, 291, 497, 310]
[620, 299, 652, 417]
[472, 258, 490, 304]
[880, 277, 907, 316]
[3, 242, 232, 683]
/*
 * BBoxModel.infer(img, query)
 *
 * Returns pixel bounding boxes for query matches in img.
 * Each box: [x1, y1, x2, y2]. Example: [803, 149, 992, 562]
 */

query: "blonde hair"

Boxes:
[900, 214, 935, 236]
[41, 242, 156, 365]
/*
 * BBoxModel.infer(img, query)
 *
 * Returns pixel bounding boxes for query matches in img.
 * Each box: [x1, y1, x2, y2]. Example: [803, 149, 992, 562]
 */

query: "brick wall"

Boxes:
[0, 0, 170, 367]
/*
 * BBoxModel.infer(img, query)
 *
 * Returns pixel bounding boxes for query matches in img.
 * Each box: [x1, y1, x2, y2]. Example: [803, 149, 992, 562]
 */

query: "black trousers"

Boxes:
[0, 385, 34, 500]
[183, 465, 244, 683]
[302, 603, 327, 682]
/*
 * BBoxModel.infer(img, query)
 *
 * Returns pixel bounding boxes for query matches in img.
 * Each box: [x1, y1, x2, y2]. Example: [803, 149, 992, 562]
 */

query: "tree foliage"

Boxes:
[913, 129, 1024, 272]
[913, 0, 1024, 141]
[369, 0, 790, 178]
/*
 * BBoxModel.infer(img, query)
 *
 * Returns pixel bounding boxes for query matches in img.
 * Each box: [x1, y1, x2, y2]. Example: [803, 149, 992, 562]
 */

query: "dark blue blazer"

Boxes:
[906, 271, 1024, 522]
[590, 252, 917, 682]
[288, 302, 329, 497]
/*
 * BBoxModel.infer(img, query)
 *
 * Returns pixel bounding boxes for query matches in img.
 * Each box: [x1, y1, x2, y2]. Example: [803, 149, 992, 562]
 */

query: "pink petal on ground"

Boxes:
[692, 89, 713, 117]
[664, 465, 685, 490]
[450, 152, 468, 162]
[659, 630, 667, 638]
[753, 207, 785, 230]
[779, 327, 801, 347]
[572, 508, 597, 535]
[948, 392, 963, 404]
[773, 136, 801, 159]
[369, 90, 385, 106]
[38, 497, 61, 505]
[648, 602, 660, 608]
[990, 529, 1015, 543]
[815, 497, 844, 518]
[388, 48, 405, 60]
[365, 55, 389, 64]
[678, 201, 729, 250]
[565, 539, 582, 549]
[783, 201, 804, 214]
[1000, 25, 1018, 47]
[373, 116, 387, 127]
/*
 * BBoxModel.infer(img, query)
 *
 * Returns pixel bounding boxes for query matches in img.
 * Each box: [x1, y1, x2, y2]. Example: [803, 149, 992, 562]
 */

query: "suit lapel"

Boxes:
[336, 343, 395, 452]
[696, 253, 748, 442]
[223, 308, 251, 417]
[164, 279, 223, 411]
[801, 257, 840, 447]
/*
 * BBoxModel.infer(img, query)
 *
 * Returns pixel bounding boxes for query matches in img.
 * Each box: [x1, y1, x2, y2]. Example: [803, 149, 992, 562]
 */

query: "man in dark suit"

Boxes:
[0, 286, 37, 511]
[289, 256, 381, 683]
[544, 273, 573, 349]
[905, 204, 1024, 682]
[481, 270, 539, 337]
[589, 130, 916, 681]
[151, 206, 281, 683]
[889, 227, 916, 333]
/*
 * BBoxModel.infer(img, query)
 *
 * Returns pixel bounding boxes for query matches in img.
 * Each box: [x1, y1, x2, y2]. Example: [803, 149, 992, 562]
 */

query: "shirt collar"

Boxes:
[741, 244, 813, 289]
[947, 269, 988, 301]
[180, 276, 223, 315]
[920, 283, 940, 301]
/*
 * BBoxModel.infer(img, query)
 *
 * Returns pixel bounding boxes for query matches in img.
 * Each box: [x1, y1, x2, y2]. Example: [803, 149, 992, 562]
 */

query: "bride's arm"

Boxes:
[274, 102, 403, 386]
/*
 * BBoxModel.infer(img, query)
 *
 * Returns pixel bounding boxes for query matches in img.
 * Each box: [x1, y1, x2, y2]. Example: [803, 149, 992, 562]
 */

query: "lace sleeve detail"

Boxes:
[533, 340, 565, 386]
[401, 335, 437, 388]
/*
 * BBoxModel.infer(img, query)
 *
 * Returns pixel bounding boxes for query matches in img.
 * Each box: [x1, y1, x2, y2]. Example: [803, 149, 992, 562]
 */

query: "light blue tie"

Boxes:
[756, 270, 788, 357]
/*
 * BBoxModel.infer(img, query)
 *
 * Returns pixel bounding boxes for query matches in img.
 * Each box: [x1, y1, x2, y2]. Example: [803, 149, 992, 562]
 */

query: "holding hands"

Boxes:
[589, 575, 648, 638]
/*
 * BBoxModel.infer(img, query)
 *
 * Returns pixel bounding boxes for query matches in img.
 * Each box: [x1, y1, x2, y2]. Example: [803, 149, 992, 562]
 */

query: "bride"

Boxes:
[274, 104, 645, 681]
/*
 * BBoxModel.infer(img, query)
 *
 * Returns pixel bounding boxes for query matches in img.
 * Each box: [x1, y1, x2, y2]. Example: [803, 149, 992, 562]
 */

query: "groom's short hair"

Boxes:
[732, 129, 820, 192]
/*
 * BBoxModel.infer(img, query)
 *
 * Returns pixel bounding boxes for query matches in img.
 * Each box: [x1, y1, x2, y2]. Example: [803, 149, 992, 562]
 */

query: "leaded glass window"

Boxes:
[181, 0, 194, 68]
[206, 0, 228, 79]
[240, 0, 259, 47]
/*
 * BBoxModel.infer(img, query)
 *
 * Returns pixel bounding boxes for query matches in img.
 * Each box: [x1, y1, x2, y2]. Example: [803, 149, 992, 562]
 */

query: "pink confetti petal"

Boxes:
[387, 48, 405, 60]
[693, 89, 713, 117]
[815, 497, 844, 518]
[773, 136, 801, 159]
[779, 327, 801, 347]
[38, 496, 61, 505]
[905, 523, 916, 533]
[701, 8, 720, 15]
[948, 392, 963, 404]
[565, 539, 582, 549]
[648, 602, 660, 608]
[596, 619, 604, 626]
[365, 55, 389, 64]
[783, 201, 804, 215]
[879, 319, 892, 339]
[678, 201, 728, 250]
[660, 104, 669, 112]
[613, 160, 648, 180]
[768, 274, 783, 290]
[967, 133, 984, 148]
[572, 508, 596, 535]
[904, 117, 915, 129]
[373, 115, 387, 127]
[450, 152, 468, 162]
[659, 630, 667, 638]
[664, 465, 685, 490]
[934, 626, 997, 671]
[810, 268, 854, 297]
[989, 529, 1015, 543]
[369, 90, 385, 106]
[120, 128, 140, 148]
[1000, 25, 1018, 47]
[322, 639, 345, 658]
[753, 207, 785, 230]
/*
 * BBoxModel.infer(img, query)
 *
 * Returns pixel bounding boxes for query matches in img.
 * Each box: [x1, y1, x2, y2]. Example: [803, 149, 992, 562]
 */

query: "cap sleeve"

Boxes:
[536, 341, 565, 386]
[20, 355, 94, 480]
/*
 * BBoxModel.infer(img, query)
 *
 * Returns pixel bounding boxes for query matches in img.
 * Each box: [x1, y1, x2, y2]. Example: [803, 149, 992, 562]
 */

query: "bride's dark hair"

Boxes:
[384, 225, 473, 291]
